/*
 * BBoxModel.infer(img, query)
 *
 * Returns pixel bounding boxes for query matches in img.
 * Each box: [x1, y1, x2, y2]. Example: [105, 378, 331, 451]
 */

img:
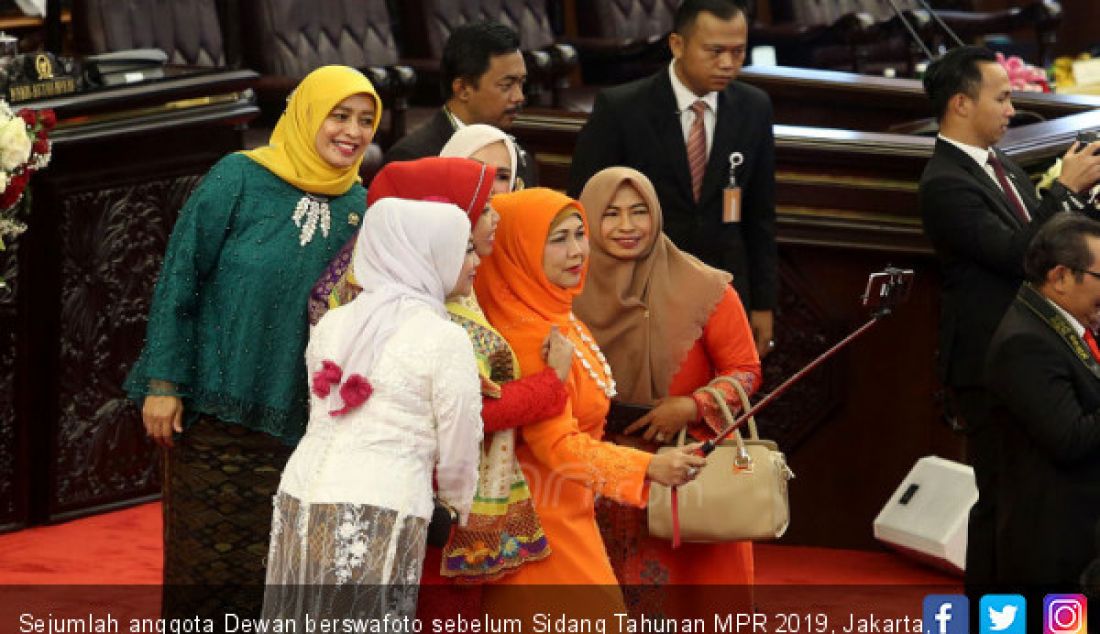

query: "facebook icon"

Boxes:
[923, 594, 969, 634]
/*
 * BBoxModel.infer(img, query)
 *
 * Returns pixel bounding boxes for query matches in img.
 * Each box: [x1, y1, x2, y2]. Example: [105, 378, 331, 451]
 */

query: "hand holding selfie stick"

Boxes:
[699, 266, 915, 457]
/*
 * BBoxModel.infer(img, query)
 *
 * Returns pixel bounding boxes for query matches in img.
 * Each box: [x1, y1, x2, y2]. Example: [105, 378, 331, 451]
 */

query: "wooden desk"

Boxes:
[512, 99, 1100, 549]
[739, 65, 1100, 132]
[0, 68, 258, 532]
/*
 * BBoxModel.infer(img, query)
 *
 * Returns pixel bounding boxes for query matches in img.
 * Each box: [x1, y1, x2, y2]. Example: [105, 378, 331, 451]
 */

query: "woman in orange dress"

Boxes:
[573, 167, 763, 602]
[473, 188, 705, 614]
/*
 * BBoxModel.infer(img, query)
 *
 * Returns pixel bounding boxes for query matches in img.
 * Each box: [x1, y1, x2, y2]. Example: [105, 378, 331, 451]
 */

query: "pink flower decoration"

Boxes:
[996, 52, 1051, 93]
[330, 373, 374, 416]
[311, 360, 343, 397]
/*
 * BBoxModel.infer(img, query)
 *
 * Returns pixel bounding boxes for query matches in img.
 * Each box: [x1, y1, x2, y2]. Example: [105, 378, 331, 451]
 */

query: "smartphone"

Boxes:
[862, 268, 915, 310]
[605, 401, 652, 435]
[1078, 131, 1100, 154]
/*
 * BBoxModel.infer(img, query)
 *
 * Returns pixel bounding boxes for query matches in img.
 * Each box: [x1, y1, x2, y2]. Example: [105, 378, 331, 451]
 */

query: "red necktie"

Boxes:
[686, 100, 707, 203]
[1085, 330, 1100, 363]
[987, 151, 1031, 223]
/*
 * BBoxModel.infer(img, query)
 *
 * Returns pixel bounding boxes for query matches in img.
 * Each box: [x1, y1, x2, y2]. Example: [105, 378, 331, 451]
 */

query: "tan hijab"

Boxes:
[573, 167, 732, 403]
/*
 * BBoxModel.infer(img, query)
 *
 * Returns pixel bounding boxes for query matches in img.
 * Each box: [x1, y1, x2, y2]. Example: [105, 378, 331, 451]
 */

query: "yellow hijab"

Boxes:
[243, 65, 382, 196]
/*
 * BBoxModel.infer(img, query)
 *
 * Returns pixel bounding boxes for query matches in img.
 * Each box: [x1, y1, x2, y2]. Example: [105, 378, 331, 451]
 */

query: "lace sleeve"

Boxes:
[481, 367, 568, 433]
[520, 397, 652, 507]
[124, 157, 243, 399]
[431, 325, 484, 525]
[690, 287, 763, 434]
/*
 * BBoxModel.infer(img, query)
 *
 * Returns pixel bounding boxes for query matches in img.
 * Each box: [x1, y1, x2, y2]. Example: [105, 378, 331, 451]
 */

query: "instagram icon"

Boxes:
[1045, 594, 1087, 634]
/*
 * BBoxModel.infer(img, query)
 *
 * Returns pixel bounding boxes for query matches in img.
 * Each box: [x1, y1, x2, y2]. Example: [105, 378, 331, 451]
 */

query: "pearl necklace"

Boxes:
[568, 313, 617, 398]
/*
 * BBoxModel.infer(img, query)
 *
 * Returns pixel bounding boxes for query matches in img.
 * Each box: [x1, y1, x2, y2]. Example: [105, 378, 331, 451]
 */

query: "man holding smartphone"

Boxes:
[920, 46, 1100, 593]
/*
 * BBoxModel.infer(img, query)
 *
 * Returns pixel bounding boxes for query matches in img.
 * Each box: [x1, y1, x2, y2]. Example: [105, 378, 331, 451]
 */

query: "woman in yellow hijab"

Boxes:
[124, 65, 381, 619]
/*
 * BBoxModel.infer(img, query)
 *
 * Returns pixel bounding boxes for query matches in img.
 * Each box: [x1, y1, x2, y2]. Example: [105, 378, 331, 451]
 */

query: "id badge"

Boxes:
[723, 152, 744, 224]
[723, 187, 742, 223]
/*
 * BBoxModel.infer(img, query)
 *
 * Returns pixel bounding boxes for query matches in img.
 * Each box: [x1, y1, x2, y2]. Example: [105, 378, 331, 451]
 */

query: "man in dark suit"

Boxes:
[986, 214, 1100, 597]
[385, 21, 537, 189]
[920, 46, 1100, 591]
[567, 0, 776, 358]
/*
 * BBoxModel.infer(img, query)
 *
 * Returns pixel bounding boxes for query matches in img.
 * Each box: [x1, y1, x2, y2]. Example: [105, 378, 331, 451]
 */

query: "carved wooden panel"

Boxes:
[0, 238, 17, 527]
[50, 175, 202, 514]
[754, 255, 844, 451]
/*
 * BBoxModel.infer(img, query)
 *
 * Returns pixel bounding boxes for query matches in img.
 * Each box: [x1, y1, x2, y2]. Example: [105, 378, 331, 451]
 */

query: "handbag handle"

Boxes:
[708, 375, 759, 439]
[697, 387, 752, 469]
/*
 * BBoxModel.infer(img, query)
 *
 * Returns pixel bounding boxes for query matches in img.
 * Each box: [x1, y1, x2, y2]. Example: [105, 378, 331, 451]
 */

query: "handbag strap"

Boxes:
[670, 383, 749, 549]
[671, 479, 682, 549]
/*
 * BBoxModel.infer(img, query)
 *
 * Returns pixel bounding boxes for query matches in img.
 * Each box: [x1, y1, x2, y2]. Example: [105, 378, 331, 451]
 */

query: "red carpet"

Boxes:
[0, 503, 960, 626]
[0, 501, 958, 586]
[0, 501, 963, 625]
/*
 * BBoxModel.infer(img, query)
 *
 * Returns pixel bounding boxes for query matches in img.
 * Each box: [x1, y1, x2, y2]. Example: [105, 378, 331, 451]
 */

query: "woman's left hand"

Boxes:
[624, 396, 698, 443]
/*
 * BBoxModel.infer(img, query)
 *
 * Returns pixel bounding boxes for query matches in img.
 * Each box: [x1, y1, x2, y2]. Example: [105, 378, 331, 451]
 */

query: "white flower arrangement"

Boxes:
[0, 98, 55, 288]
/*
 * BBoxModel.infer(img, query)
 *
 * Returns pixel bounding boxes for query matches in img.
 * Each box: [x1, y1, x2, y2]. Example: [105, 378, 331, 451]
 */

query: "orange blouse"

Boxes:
[600, 285, 761, 601]
[499, 316, 652, 587]
[672, 286, 763, 436]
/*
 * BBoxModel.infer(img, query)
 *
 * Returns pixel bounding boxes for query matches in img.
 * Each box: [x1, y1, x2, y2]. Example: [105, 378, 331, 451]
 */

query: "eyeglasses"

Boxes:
[1076, 269, 1100, 281]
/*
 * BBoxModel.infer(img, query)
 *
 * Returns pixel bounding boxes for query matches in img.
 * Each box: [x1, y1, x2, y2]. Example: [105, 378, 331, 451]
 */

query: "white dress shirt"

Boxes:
[1047, 295, 1087, 338]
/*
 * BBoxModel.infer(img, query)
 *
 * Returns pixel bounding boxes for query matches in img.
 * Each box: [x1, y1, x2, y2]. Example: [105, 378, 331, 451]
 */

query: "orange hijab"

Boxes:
[474, 188, 587, 375]
[573, 167, 732, 403]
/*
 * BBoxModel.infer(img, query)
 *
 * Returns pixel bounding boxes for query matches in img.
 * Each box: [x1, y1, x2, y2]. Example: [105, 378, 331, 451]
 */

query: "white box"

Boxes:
[873, 455, 977, 575]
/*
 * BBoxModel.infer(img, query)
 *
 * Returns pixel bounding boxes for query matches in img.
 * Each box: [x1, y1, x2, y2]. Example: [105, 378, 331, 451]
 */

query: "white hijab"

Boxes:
[440, 123, 519, 191]
[321, 198, 470, 413]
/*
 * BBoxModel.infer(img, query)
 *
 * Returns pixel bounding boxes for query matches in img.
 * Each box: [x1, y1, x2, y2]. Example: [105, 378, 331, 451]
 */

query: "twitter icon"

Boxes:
[980, 594, 1026, 634]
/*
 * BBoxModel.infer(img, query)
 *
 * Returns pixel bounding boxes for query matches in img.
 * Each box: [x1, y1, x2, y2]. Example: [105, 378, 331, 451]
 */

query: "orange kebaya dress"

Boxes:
[474, 189, 654, 613]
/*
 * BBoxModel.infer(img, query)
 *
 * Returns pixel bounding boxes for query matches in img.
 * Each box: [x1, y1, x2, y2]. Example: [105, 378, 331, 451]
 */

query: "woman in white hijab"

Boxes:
[440, 123, 520, 193]
[264, 198, 483, 621]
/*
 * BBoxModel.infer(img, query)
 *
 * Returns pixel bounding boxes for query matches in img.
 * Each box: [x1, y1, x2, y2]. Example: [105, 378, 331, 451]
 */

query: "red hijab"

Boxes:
[367, 157, 495, 225]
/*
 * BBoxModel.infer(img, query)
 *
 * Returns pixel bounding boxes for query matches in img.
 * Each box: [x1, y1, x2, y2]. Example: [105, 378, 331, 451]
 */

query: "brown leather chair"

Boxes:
[237, 0, 416, 148]
[760, 0, 1062, 74]
[570, 0, 678, 85]
[72, 0, 226, 67]
[395, 0, 577, 108]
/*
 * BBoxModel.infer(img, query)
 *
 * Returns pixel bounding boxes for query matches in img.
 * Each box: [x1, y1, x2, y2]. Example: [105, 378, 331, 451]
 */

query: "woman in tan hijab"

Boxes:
[574, 166, 762, 594]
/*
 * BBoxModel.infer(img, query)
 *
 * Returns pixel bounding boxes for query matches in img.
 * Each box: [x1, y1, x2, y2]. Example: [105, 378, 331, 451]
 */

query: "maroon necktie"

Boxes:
[987, 151, 1031, 223]
[687, 100, 707, 203]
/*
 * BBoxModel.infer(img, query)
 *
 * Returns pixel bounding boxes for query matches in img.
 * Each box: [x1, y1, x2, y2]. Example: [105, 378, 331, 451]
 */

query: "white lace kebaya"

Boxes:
[262, 199, 483, 621]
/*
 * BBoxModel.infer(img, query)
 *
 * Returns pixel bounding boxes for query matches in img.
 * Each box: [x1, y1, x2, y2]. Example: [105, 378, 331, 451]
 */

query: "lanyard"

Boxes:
[1017, 283, 1100, 381]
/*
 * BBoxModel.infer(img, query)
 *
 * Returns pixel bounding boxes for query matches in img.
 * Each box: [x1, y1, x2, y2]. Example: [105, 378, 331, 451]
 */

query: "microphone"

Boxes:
[883, 0, 936, 62]
[912, 0, 966, 49]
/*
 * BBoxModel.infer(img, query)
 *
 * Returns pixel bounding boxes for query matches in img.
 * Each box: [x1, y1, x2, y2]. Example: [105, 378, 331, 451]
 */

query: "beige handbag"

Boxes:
[648, 377, 794, 544]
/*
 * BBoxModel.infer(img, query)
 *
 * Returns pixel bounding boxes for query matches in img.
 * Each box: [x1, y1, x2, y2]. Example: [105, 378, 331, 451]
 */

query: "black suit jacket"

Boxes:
[920, 138, 1070, 389]
[986, 289, 1100, 587]
[567, 70, 777, 310]
[384, 108, 538, 189]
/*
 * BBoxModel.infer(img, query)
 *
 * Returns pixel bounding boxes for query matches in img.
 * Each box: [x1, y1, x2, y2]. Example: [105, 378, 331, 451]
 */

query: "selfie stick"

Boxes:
[699, 267, 913, 456]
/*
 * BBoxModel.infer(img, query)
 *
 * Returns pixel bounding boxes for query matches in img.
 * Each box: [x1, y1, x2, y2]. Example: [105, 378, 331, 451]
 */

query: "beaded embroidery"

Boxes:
[292, 194, 331, 246]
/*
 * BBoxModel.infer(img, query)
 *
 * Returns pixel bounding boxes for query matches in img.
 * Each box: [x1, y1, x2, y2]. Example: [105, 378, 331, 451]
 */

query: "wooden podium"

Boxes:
[0, 67, 259, 532]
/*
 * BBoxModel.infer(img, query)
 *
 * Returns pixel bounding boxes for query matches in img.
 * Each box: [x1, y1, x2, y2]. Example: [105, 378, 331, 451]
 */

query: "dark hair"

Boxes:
[1024, 214, 1100, 285]
[673, 0, 745, 36]
[440, 21, 521, 100]
[922, 46, 998, 121]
